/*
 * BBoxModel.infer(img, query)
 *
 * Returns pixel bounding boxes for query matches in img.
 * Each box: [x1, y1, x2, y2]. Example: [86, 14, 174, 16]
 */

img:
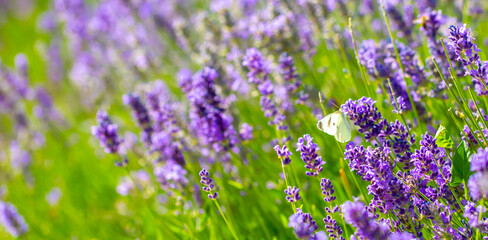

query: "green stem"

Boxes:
[348, 17, 373, 97]
[433, 57, 485, 145]
[468, 86, 488, 130]
[282, 163, 297, 213]
[340, 212, 350, 240]
[214, 199, 240, 240]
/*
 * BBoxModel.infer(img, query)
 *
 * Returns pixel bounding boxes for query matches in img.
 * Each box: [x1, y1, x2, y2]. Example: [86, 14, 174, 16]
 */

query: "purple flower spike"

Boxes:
[242, 48, 270, 85]
[296, 134, 325, 177]
[341, 200, 390, 239]
[448, 24, 481, 67]
[239, 123, 253, 141]
[468, 148, 488, 200]
[323, 215, 345, 240]
[199, 169, 218, 200]
[284, 186, 301, 203]
[91, 110, 122, 154]
[320, 178, 336, 203]
[274, 144, 292, 165]
[288, 208, 319, 239]
[123, 93, 153, 145]
[392, 96, 406, 114]
[278, 52, 301, 93]
[0, 202, 28, 237]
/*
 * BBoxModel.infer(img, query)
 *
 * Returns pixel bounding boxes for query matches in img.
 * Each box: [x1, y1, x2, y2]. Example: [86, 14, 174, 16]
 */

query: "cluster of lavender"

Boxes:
[340, 97, 487, 239]
[146, 81, 186, 166]
[275, 133, 346, 240]
[321, 178, 344, 240]
[181, 67, 241, 164]
[92, 80, 190, 196]
[242, 48, 287, 137]
[44, 0, 177, 103]
[417, 10, 462, 86]
[40, 0, 332, 106]
[288, 208, 326, 240]
[382, 1, 415, 44]
[468, 148, 488, 201]
[0, 54, 61, 183]
[342, 97, 415, 168]
[448, 24, 487, 95]
[357, 39, 428, 111]
[74, 1, 488, 239]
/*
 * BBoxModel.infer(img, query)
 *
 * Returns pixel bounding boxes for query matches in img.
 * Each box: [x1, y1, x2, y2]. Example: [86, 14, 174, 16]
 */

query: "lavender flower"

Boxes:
[320, 178, 336, 203]
[239, 123, 253, 141]
[284, 186, 301, 203]
[461, 124, 480, 147]
[199, 169, 218, 200]
[419, 10, 451, 77]
[0, 202, 28, 237]
[448, 24, 488, 95]
[9, 141, 31, 171]
[185, 67, 239, 157]
[342, 97, 415, 168]
[357, 40, 426, 110]
[323, 215, 344, 240]
[296, 134, 325, 177]
[123, 93, 153, 145]
[411, 133, 452, 202]
[155, 161, 188, 190]
[91, 110, 122, 154]
[278, 52, 301, 93]
[46, 187, 62, 206]
[468, 148, 488, 200]
[288, 208, 319, 239]
[320, 178, 344, 240]
[448, 24, 481, 68]
[242, 48, 270, 85]
[463, 201, 488, 234]
[384, 3, 413, 43]
[392, 96, 406, 114]
[274, 144, 292, 165]
[341, 200, 389, 239]
[243, 48, 288, 131]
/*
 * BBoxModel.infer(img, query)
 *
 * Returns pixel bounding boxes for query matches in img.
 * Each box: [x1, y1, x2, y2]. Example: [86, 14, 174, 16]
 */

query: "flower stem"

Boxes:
[213, 199, 240, 240]
[348, 17, 373, 98]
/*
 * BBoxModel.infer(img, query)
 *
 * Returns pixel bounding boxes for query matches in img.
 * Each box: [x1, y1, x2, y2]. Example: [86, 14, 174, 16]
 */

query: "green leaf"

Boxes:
[450, 141, 472, 186]
[435, 125, 454, 149]
[227, 180, 244, 190]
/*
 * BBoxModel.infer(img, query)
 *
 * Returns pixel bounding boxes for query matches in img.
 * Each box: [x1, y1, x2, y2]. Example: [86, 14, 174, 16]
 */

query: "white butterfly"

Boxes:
[317, 110, 351, 143]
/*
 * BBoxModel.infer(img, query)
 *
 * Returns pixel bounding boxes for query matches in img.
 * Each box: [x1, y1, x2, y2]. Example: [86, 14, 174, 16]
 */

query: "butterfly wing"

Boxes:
[317, 111, 341, 136]
[334, 112, 351, 143]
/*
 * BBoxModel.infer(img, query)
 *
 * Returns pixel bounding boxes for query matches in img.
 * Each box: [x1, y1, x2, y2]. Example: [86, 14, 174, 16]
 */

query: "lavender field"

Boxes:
[2, 0, 488, 239]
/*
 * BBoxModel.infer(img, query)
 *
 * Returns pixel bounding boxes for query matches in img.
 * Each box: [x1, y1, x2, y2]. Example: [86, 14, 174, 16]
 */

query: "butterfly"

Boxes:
[317, 110, 351, 143]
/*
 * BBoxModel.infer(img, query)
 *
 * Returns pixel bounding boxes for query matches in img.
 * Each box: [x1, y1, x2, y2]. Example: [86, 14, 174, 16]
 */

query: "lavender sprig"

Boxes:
[91, 110, 122, 154]
[0, 202, 28, 237]
[199, 169, 218, 200]
[296, 134, 325, 177]
[284, 186, 301, 203]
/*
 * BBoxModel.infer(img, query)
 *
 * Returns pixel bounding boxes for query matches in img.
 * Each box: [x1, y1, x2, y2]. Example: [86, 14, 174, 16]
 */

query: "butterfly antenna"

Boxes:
[318, 92, 328, 115]
[331, 102, 340, 110]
